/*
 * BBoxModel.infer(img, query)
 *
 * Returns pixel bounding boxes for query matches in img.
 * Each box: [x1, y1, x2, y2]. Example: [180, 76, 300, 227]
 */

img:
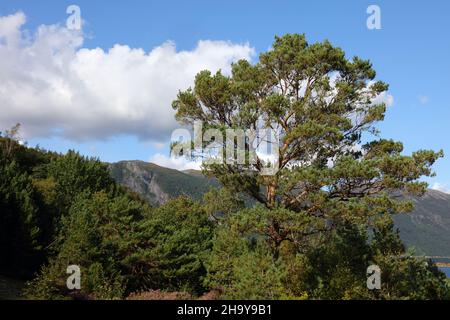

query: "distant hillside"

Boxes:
[109, 161, 450, 256]
[394, 189, 450, 256]
[108, 161, 216, 206]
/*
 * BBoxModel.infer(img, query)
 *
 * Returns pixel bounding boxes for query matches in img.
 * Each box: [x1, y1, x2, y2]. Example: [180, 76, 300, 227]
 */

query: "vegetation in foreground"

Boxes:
[1, 34, 449, 300]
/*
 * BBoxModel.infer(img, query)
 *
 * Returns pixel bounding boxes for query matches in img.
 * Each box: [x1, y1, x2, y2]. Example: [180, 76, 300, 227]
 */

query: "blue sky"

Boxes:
[0, 0, 449, 191]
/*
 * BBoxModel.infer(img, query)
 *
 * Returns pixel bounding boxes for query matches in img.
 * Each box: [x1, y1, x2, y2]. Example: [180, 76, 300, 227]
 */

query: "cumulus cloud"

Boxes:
[149, 153, 202, 171]
[0, 12, 255, 141]
[431, 182, 450, 194]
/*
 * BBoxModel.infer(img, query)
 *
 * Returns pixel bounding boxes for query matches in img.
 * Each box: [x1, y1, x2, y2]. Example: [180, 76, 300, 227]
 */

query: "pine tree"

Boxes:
[173, 33, 442, 255]
[173, 34, 449, 299]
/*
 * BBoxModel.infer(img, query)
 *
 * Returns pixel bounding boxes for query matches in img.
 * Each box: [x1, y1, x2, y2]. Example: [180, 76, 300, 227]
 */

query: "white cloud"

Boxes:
[374, 91, 394, 107]
[431, 182, 450, 194]
[0, 12, 255, 141]
[149, 153, 202, 171]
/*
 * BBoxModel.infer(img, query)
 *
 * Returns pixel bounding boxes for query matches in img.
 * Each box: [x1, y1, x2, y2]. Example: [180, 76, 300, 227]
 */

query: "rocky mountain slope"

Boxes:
[108, 161, 216, 206]
[395, 189, 450, 256]
[109, 160, 450, 256]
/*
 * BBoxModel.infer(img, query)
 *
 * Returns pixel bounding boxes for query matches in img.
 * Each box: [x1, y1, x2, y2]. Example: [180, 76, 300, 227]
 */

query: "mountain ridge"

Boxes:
[108, 160, 217, 206]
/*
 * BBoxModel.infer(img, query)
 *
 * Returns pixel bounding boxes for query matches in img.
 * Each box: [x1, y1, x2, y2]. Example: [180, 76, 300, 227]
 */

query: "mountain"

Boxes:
[108, 161, 216, 206]
[108, 160, 450, 256]
[394, 189, 450, 256]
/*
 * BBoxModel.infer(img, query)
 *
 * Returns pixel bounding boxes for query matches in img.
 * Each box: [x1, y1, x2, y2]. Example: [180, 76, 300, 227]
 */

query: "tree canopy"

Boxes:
[173, 33, 442, 255]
